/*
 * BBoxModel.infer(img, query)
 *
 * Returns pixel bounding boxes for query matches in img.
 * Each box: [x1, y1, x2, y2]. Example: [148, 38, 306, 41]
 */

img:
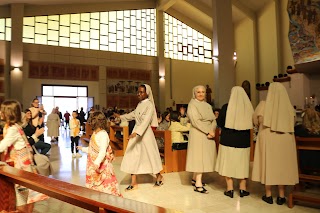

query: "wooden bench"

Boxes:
[80, 122, 93, 144]
[288, 136, 320, 208]
[109, 126, 129, 157]
[153, 130, 188, 173]
[0, 165, 168, 213]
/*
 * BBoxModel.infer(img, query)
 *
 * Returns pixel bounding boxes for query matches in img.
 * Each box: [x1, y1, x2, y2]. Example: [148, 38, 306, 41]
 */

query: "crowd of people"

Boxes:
[0, 82, 319, 206]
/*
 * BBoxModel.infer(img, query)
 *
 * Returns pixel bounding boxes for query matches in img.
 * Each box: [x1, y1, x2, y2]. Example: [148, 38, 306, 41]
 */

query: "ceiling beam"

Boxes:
[157, 0, 180, 11]
[183, 0, 212, 18]
[166, 7, 212, 39]
[232, 0, 255, 20]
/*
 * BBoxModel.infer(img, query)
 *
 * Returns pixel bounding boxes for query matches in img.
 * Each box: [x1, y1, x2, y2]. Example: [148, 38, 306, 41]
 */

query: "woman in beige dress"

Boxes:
[215, 86, 254, 198]
[115, 84, 163, 191]
[46, 108, 60, 142]
[252, 82, 299, 205]
[186, 85, 217, 194]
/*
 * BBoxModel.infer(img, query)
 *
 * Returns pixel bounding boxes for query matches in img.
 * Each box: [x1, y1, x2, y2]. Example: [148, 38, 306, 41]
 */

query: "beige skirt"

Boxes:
[215, 145, 250, 179]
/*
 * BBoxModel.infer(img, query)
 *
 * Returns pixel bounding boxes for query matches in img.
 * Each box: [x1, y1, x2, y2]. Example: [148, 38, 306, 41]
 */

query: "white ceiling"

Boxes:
[0, 0, 274, 36]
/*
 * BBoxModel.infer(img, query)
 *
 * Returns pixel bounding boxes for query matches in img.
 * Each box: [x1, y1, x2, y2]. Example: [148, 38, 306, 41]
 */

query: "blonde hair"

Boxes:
[88, 111, 108, 131]
[303, 108, 320, 134]
[0, 100, 22, 126]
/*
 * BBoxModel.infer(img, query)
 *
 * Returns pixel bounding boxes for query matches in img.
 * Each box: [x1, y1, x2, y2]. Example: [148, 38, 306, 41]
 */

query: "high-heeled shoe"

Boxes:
[239, 190, 250, 197]
[262, 195, 273, 204]
[224, 190, 234, 198]
[191, 179, 206, 186]
[276, 197, 286, 205]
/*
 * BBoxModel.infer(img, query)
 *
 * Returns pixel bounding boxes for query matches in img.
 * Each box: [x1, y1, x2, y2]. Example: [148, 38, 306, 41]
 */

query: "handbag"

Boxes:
[32, 145, 53, 176]
[172, 142, 188, 150]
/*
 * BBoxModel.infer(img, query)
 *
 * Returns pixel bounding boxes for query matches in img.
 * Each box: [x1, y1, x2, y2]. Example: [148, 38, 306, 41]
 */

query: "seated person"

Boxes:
[168, 111, 191, 150]
[157, 111, 170, 130]
[179, 105, 189, 126]
[23, 109, 51, 155]
[294, 108, 320, 171]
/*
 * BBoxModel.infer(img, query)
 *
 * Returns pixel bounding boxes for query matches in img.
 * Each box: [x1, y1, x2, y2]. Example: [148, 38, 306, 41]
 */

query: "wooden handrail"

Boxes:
[0, 166, 169, 213]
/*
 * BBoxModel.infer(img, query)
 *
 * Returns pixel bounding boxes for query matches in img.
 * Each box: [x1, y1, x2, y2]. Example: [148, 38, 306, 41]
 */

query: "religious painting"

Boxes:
[106, 67, 151, 108]
[288, 0, 320, 64]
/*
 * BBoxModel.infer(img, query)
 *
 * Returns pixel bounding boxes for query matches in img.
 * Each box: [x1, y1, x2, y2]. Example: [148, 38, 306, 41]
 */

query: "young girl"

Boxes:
[168, 111, 191, 150]
[70, 110, 81, 158]
[0, 100, 48, 204]
[77, 111, 121, 196]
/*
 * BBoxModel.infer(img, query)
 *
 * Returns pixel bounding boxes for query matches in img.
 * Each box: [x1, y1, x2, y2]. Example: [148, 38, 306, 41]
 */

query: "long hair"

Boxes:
[88, 111, 108, 131]
[0, 100, 22, 126]
[303, 108, 320, 135]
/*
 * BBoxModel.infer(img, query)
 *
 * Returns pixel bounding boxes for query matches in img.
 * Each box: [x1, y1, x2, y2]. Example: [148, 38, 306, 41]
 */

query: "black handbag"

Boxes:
[172, 142, 188, 150]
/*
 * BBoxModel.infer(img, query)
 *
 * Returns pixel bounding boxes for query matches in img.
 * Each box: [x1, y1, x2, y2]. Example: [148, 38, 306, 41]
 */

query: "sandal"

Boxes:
[191, 179, 206, 186]
[154, 180, 164, 187]
[194, 186, 208, 194]
[125, 185, 137, 191]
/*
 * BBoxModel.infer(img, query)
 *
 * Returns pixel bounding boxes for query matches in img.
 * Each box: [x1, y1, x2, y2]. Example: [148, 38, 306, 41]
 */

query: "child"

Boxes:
[0, 100, 48, 204]
[77, 111, 121, 196]
[70, 110, 81, 158]
[168, 111, 191, 150]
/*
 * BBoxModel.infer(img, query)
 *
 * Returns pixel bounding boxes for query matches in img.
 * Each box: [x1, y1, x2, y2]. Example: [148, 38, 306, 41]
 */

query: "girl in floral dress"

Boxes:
[77, 111, 121, 196]
[0, 100, 48, 204]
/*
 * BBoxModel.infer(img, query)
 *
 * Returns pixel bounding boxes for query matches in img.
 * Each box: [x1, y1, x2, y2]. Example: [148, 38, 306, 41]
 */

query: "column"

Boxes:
[212, 0, 235, 107]
[156, 9, 166, 112]
[10, 4, 24, 102]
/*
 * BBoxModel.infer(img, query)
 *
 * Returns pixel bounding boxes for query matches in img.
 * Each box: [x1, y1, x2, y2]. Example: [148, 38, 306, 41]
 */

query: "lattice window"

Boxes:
[0, 18, 11, 41]
[164, 13, 212, 64]
[22, 9, 157, 56]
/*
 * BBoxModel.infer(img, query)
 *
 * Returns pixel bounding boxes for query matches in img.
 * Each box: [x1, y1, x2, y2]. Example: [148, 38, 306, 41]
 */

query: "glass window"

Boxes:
[21, 9, 157, 56]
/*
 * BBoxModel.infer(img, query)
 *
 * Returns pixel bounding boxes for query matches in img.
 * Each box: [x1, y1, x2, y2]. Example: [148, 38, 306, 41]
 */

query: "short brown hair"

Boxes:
[88, 111, 108, 131]
[0, 100, 22, 126]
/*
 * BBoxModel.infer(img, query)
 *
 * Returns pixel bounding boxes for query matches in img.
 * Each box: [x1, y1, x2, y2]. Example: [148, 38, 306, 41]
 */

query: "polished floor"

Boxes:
[33, 127, 320, 213]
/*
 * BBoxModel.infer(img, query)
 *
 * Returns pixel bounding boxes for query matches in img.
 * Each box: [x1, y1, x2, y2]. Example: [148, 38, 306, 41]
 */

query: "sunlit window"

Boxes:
[22, 9, 157, 56]
[0, 18, 12, 41]
[42, 85, 87, 97]
[164, 13, 212, 64]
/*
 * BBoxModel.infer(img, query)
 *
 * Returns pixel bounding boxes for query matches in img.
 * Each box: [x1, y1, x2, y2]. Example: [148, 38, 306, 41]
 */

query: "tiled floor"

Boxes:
[39, 127, 320, 212]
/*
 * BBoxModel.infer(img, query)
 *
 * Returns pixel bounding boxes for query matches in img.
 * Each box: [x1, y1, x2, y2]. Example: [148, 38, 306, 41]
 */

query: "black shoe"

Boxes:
[276, 197, 286, 205]
[224, 190, 234, 198]
[239, 190, 250, 197]
[194, 186, 209, 194]
[191, 179, 206, 186]
[262, 195, 273, 204]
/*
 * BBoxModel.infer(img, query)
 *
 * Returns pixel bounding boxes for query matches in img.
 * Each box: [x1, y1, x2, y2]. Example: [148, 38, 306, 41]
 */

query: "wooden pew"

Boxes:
[288, 136, 320, 208]
[153, 130, 173, 173]
[109, 126, 129, 157]
[80, 122, 93, 144]
[0, 165, 169, 213]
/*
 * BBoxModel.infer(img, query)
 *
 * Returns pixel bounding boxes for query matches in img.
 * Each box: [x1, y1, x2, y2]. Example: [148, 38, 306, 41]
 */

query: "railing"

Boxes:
[0, 165, 170, 213]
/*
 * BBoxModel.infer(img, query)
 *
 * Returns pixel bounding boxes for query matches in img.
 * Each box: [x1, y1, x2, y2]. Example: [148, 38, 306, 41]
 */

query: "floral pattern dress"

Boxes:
[85, 131, 122, 197]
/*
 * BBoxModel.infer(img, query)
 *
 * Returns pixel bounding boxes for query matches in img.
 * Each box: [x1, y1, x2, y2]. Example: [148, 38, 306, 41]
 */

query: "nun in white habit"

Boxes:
[252, 82, 298, 205]
[215, 86, 254, 198]
[115, 84, 163, 191]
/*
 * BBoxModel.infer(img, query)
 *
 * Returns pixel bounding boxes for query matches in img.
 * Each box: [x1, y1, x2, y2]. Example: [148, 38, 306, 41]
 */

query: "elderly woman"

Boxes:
[46, 108, 60, 143]
[215, 86, 254, 198]
[186, 85, 217, 194]
[252, 82, 299, 205]
[114, 84, 163, 191]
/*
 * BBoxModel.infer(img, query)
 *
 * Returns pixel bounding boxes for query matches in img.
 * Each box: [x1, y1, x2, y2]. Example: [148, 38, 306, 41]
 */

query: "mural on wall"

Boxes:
[29, 61, 99, 81]
[106, 67, 151, 108]
[288, 0, 320, 64]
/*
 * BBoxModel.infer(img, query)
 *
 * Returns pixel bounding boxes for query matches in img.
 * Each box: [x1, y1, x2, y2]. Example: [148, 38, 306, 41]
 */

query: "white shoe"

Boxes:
[72, 153, 76, 158]
[76, 153, 82, 158]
